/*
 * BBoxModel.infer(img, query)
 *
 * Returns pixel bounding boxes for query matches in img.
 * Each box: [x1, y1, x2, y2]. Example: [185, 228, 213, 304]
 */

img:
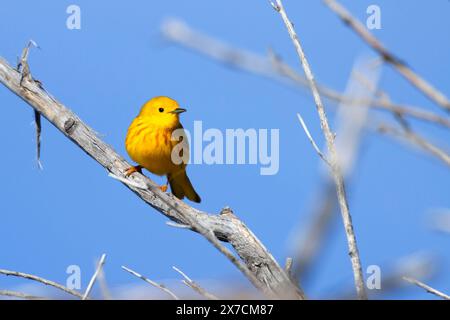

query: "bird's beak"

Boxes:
[170, 108, 187, 114]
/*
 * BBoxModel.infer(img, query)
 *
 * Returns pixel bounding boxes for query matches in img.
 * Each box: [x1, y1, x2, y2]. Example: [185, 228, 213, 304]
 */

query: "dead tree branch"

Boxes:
[173, 266, 219, 300]
[0, 55, 303, 299]
[0, 290, 46, 300]
[161, 19, 450, 129]
[403, 277, 450, 300]
[324, 0, 450, 113]
[272, 0, 367, 299]
[83, 253, 107, 300]
[0, 268, 83, 299]
[378, 123, 450, 167]
[122, 266, 179, 300]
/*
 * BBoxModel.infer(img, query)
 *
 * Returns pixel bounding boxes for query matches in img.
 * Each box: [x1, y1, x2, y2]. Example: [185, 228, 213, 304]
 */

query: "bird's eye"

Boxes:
[158, 108, 164, 113]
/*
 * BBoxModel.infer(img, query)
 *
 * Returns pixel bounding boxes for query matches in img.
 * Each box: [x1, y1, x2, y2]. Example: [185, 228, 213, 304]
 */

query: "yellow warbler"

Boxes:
[125, 96, 201, 203]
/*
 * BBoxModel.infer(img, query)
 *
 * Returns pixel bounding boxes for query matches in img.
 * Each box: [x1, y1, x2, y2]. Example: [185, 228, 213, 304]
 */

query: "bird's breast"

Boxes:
[125, 119, 186, 176]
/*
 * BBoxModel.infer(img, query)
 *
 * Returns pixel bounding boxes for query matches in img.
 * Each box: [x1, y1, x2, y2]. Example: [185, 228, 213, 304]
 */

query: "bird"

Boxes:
[125, 96, 201, 203]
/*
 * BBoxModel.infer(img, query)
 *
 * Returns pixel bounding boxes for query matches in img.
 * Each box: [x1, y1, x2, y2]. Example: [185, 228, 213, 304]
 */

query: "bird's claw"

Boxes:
[125, 165, 142, 177]
[159, 185, 168, 192]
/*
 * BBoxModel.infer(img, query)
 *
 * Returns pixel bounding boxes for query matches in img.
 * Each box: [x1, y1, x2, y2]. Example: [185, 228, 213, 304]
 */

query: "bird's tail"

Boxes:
[168, 170, 201, 203]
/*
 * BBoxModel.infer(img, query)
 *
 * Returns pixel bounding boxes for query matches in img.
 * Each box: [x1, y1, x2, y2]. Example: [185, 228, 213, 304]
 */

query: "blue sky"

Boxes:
[0, 0, 449, 299]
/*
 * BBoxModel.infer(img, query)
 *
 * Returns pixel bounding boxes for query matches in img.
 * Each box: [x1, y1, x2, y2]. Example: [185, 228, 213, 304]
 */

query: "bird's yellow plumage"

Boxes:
[125, 96, 201, 203]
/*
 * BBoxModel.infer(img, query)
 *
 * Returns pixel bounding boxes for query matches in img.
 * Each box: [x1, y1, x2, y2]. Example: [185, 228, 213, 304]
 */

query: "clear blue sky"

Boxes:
[1, 0, 449, 299]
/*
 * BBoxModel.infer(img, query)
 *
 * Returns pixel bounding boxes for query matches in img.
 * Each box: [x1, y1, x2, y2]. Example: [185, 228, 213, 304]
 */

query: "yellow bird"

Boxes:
[125, 96, 201, 203]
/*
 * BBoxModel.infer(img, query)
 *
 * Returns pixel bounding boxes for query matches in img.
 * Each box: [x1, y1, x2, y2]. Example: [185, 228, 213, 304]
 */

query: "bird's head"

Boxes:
[138, 96, 186, 127]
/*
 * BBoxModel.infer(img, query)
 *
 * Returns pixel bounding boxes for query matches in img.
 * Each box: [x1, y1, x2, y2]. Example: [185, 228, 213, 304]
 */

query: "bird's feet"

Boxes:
[125, 165, 143, 177]
[159, 177, 170, 192]
[124, 166, 168, 192]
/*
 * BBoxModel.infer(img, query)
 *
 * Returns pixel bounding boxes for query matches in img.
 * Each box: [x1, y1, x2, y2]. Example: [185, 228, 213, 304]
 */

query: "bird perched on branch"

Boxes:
[125, 96, 201, 203]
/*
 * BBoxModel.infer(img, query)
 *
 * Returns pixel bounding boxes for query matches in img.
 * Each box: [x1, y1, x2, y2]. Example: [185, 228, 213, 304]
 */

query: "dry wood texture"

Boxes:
[0, 56, 304, 299]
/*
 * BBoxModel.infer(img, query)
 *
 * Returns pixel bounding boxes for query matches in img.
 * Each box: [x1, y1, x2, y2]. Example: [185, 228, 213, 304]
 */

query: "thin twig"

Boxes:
[378, 123, 450, 167]
[173, 266, 219, 300]
[296, 113, 331, 166]
[108, 172, 148, 189]
[403, 277, 450, 300]
[34, 110, 43, 169]
[16, 40, 43, 169]
[17, 40, 39, 85]
[83, 253, 107, 300]
[0, 290, 46, 300]
[272, 0, 367, 299]
[122, 266, 179, 300]
[324, 0, 450, 113]
[166, 221, 192, 229]
[0, 268, 83, 299]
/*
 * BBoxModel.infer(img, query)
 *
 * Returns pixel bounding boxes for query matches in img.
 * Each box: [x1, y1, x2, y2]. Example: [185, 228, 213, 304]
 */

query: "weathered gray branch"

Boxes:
[83, 253, 107, 300]
[272, 0, 367, 300]
[122, 266, 180, 300]
[324, 0, 450, 113]
[0, 268, 83, 299]
[378, 123, 450, 167]
[173, 266, 219, 300]
[161, 19, 450, 129]
[403, 277, 450, 300]
[0, 290, 46, 300]
[0, 56, 303, 299]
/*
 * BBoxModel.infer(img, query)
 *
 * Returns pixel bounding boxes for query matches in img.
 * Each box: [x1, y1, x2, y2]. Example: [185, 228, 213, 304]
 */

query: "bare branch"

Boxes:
[83, 253, 107, 300]
[0, 268, 83, 299]
[161, 19, 450, 129]
[378, 123, 450, 167]
[403, 277, 450, 300]
[0, 290, 46, 300]
[17, 39, 39, 84]
[324, 0, 450, 113]
[122, 266, 179, 300]
[172, 266, 219, 300]
[16, 40, 43, 169]
[273, 0, 367, 299]
[34, 110, 43, 169]
[0, 53, 303, 299]
[166, 221, 192, 229]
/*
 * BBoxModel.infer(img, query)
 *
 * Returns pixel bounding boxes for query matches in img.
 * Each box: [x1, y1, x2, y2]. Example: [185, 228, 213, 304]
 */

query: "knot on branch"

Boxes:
[64, 118, 77, 135]
[220, 206, 235, 216]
